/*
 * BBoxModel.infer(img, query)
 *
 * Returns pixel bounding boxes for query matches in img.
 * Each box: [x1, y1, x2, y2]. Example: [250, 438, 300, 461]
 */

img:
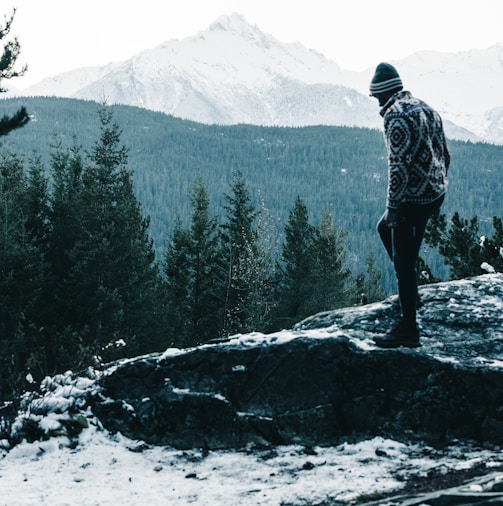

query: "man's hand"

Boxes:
[384, 209, 402, 228]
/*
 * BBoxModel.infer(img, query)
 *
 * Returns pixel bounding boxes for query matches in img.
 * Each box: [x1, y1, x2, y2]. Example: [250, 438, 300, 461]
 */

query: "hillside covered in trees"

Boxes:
[1, 97, 502, 281]
[1, 96, 502, 398]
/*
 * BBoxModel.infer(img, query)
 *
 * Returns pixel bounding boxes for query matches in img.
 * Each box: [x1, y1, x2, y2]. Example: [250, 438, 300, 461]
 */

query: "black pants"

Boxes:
[377, 195, 444, 324]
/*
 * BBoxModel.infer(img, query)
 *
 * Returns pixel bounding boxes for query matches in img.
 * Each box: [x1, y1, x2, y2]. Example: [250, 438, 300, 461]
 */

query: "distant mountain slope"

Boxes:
[22, 62, 122, 98]
[391, 45, 503, 144]
[71, 14, 379, 130]
[1, 97, 502, 288]
[13, 14, 502, 143]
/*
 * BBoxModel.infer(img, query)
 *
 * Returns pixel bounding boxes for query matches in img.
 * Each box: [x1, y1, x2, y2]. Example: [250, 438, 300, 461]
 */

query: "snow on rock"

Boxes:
[5, 370, 98, 449]
[84, 275, 503, 454]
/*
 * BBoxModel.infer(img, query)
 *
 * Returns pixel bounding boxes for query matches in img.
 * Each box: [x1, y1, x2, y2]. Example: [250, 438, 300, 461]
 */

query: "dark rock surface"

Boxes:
[91, 274, 503, 451]
[367, 470, 503, 505]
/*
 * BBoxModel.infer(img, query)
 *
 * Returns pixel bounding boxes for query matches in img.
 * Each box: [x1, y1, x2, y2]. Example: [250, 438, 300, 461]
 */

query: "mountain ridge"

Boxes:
[8, 13, 503, 143]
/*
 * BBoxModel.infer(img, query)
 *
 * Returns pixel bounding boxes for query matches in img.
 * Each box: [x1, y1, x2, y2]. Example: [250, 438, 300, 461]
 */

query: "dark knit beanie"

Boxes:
[369, 63, 403, 96]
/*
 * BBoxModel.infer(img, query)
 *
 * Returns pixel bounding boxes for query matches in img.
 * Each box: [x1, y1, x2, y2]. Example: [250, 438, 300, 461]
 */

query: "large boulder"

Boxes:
[91, 274, 503, 450]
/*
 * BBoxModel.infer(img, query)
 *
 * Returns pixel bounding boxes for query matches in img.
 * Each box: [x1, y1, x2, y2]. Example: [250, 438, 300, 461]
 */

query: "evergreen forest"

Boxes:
[1, 96, 502, 398]
[2, 96, 502, 280]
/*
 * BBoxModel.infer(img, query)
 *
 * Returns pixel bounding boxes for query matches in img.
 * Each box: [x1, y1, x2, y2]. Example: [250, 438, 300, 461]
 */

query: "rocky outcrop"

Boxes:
[91, 274, 503, 450]
[367, 471, 503, 505]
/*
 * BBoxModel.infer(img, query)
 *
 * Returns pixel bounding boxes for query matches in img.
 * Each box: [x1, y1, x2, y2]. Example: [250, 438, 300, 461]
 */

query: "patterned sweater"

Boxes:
[380, 91, 450, 210]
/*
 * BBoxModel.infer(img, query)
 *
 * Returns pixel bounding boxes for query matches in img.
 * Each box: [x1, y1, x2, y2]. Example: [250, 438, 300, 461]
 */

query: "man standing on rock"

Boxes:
[370, 63, 450, 348]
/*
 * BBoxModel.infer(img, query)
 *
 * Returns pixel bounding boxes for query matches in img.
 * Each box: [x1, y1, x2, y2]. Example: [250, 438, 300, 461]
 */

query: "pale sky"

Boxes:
[5, 0, 503, 89]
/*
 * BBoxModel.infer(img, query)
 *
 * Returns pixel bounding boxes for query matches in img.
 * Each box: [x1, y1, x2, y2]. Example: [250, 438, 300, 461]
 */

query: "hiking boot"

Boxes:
[373, 320, 421, 348]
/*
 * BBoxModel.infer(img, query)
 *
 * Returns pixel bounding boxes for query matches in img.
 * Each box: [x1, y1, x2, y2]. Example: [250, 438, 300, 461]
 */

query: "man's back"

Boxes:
[381, 90, 450, 208]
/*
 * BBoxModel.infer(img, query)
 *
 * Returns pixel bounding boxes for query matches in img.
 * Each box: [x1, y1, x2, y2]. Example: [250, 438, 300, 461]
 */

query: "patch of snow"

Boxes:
[349, 337, 377, 351]
[475, 357, 503, 368]
[2, 426, 502, 506]
[481, 262, 496, 273]
[432, 355, 460, 365]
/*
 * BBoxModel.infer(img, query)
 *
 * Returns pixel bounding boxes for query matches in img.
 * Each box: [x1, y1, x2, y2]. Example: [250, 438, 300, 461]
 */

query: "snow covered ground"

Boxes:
[2, 274, 503, 506]
[2, 422, 503, 505]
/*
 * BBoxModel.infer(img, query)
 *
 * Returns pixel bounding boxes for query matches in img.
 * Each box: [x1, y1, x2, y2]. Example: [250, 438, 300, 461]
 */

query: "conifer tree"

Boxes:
[22, 156, 52, 363]
[276, 195, 316, 328]
[31, 140, 88, 372]
[163, 219, 192, 345]
[48, 139, 84, 296]
[0, 9, 29, 137]
[417, 256, 441, 285]
[425, 211, 503, 279]
[0, 153, 47, 393]
[163, 178, 224, 346]
[25, 156, 51, 249]
[308, 210, 352, 313]
[481, 216, 503, 273]
[242, 193, 280, 332]
[220, 170, 259, 335]
[65, 108, 161, 362]
[187, 177, 223, 343]
[426, 212, 483, 279]
[353, 252, 385, 305]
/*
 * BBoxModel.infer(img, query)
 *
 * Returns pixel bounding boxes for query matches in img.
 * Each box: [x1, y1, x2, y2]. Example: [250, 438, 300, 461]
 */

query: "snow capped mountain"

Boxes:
[22, 61, 123, 98]
[71, 13, 375, 128]
[14, 14, 503, 143]
[482, 105, 503, 144]
[13, 14, 377, 130]
[389, 44, 503, 143]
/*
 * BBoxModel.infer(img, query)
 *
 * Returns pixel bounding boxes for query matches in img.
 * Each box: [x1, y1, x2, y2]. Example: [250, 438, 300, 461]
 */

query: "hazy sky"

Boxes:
[5, 0, 503, 89]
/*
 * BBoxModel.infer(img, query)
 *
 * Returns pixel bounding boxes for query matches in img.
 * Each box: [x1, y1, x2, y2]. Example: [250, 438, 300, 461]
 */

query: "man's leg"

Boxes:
[374, 198, 444, 347]
[373, 221, 422, 347]
[392, 219, 421, 325]
[394, 196, 444, 324]
[377, 212, 393, 259]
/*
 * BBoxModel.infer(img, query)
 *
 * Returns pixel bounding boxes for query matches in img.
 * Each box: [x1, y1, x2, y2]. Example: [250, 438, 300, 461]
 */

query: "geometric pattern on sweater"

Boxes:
[380, 91, 451, 209]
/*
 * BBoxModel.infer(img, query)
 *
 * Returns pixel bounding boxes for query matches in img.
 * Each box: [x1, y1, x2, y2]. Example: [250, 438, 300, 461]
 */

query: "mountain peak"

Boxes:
[209, 13, 260, 36]
[16, 14, 503, 144]
[206, 13, 274, 50]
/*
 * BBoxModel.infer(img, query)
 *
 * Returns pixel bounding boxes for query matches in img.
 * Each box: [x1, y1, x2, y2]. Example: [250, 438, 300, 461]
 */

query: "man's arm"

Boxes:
[384, 113, 412, 210]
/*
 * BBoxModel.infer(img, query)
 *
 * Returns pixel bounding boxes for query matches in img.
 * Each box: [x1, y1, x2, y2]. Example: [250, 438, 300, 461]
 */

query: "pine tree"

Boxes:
[47, 139, 84, 301]
[24, 156, 51, 249]
[425, 211, 503, 279]
[480, 216, 503, 273]
[0, 9, 29, 137]
[0, 152, 47, 394]
[353, 252, 385, 305]
[163, 219, 192, 345]
[309, 210, 352, 313]
[276, 195, 316, 328]
[417, 256, 441, 285]
[235, 192, 279, 333]
[164, 176, 277, 345]
[187, 177, 223, 343]
[220, 170, 259, 335]
[22, 156, 53, 371]
[31, 139, 88, 373]
[447, 212, 483, 278]
[163, 178, 224, 346]
[65, 107, 161, 362]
